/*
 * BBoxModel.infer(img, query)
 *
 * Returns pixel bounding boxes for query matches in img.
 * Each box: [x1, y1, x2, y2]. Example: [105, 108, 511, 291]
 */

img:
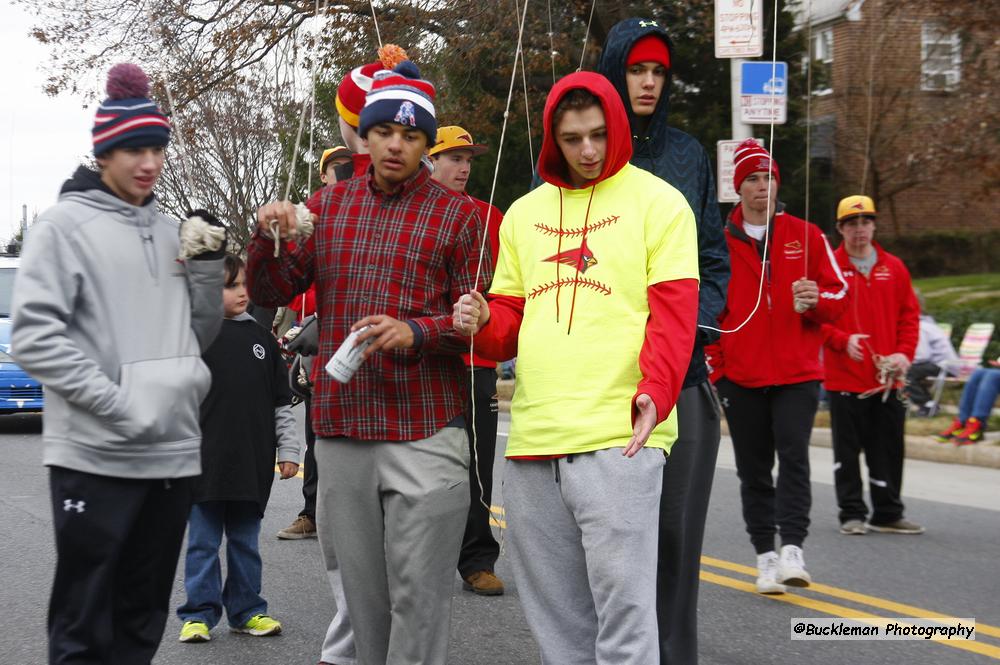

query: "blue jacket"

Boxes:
[598, 18, 730, 388]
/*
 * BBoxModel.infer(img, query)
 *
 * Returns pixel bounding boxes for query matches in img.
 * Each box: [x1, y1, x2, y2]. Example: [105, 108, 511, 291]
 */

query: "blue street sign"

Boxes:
[741, 61, 788, 96]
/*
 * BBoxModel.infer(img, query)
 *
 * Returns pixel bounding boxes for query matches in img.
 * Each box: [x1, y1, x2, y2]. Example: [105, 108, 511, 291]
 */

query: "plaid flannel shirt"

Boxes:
[247, 166, 492, 441]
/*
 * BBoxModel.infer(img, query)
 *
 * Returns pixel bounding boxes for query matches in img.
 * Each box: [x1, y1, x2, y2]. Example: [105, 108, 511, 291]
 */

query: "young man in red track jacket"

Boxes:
[706, 140, 847, 595]
[822, 195, 923, 536]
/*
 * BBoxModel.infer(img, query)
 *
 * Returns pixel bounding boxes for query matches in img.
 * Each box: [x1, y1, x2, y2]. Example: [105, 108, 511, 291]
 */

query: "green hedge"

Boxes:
[874, 231, 1000, 278]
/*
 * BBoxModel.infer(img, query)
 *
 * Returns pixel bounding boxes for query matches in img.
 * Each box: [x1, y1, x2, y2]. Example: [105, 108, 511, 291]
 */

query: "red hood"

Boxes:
[538, 72, 633, 190]
[352, 153, 372, 177]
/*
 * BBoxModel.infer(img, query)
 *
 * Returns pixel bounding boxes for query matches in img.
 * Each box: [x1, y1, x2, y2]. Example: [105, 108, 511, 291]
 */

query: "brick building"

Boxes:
[795, 0, 997, 235]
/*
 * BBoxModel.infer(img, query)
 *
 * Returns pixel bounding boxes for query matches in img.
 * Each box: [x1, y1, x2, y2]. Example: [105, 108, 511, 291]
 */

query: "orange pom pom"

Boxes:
[378, 44, 408, 69]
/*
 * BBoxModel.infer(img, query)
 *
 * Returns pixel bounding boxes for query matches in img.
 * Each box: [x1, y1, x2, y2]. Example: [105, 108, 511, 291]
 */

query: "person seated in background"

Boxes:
[905, 289, 958, 416]
[935, 359, 1000, 445]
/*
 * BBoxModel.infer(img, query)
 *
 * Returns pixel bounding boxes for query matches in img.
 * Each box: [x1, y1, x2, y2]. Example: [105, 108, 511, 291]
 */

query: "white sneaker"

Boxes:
[755, 551, 787, 594]
[778, 544, 812, 587]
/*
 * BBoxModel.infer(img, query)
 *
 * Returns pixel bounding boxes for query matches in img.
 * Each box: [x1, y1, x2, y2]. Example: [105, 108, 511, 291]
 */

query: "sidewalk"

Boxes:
[494, 379, 1000, 470]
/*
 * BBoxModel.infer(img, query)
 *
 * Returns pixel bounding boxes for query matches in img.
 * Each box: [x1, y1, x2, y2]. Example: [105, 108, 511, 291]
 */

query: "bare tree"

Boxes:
[828, 0, 998, 233]
[156, 73, 301, 253]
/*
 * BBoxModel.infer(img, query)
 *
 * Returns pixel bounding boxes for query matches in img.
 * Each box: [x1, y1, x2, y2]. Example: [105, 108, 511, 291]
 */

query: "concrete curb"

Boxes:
[495, 380, 1000, 470]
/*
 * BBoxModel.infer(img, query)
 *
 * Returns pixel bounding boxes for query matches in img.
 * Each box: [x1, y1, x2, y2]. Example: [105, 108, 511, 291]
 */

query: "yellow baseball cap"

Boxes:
[836, 195, 877, 222]
[428, 125, 488, 157]
[319, 146, 354, 173]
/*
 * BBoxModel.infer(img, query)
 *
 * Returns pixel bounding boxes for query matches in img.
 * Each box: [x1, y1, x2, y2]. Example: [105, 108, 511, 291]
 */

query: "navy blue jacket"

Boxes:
[598, 18, 730, 388]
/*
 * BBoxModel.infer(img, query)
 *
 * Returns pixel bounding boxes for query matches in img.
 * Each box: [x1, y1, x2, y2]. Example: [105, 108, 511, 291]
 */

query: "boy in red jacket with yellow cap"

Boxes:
[822, 195, 922, 536]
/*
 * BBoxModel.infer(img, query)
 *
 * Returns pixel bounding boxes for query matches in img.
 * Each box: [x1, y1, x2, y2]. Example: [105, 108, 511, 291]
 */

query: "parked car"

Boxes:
[0, 256, 44, 413]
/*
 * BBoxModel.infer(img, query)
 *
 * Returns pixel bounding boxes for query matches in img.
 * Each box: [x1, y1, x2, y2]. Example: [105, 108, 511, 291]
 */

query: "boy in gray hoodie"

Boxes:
[11, 63, 225, 665]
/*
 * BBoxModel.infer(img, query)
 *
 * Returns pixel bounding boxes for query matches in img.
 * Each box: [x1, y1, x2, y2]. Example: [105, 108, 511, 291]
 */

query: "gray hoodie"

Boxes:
[11, 167, 224, 479]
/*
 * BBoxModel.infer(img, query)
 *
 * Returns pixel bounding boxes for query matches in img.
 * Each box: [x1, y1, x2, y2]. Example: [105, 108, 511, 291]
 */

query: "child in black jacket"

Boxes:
[177, 254, 300, 642]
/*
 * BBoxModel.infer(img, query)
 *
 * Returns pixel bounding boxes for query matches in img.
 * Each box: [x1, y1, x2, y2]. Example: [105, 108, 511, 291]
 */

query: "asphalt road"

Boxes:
[1, 408, 998, 665]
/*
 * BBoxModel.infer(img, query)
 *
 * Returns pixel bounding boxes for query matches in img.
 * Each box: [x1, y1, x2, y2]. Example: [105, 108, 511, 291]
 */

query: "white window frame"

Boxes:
[921, 22, 962, 91]
[805, 27, 834, 95]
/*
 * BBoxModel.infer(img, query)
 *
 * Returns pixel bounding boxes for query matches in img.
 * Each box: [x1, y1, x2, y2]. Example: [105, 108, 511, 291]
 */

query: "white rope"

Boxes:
[578, 0, 598, 70]
[464, 0, 532, 543]
[368, 0, 384, 50]
[143, 3, 199, 207]
[546, 0, 557, 84]
[512, 0, 535, 170]
[699, 0, 781, 335]
[283, 16, 323, 202]
[472, 0, 530, 293]
[305, 0, 324, 194]
[803, 0, 813, 279]
[859, 6, 877, 194]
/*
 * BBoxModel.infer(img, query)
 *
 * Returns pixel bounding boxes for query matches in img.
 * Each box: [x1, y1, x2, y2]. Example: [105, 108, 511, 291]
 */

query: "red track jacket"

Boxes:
[821, 243, 919, 393]
[706, 205, 848, 388]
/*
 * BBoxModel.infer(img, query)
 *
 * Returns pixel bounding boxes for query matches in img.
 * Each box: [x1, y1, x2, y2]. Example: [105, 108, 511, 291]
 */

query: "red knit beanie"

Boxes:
[733, 139, 780, 191]
[626, 34, 671, 68]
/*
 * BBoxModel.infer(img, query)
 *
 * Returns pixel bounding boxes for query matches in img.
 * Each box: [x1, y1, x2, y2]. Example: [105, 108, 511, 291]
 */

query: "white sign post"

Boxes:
[740, 61, 788, 124]
[717, 138, 764, 203]
[715, 0, 763, 58]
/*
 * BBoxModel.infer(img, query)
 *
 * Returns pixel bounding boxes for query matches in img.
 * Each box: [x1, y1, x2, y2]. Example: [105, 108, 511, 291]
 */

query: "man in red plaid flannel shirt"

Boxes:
[247, 61, 490, 665]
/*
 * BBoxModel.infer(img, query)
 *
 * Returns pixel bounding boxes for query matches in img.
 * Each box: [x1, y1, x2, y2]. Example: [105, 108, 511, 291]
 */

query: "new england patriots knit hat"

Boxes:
[358, 61, 437, 145]
[92, 64, 171, 157]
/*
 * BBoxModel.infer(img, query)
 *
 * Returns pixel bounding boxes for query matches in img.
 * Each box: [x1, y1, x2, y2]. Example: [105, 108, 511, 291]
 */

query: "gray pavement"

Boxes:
[2, 408, 999, 664]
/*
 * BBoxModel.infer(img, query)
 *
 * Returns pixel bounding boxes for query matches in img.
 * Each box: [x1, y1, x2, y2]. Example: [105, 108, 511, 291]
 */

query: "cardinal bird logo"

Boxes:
[543, 238, 598, 274]
[851, 201, 866, 211]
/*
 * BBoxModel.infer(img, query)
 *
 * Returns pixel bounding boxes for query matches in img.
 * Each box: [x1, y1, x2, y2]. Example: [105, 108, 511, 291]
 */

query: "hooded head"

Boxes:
[538, 72, 633, 190]
[597, 18, 674, 148]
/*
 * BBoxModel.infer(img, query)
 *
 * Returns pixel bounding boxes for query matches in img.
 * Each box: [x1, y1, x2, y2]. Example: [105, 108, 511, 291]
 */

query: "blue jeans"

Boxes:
[177, 501, 266, 629]
[959, 368, 1000, 422]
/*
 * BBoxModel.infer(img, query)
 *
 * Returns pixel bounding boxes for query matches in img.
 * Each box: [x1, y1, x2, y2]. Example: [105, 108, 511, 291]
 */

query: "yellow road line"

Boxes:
[701, 555, 1000, 639]
[292, 492, 995, 652]
[702, 570, 1000, 660]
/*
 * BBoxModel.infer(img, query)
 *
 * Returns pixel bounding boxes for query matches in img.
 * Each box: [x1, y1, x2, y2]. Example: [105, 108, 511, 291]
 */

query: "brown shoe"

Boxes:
[277, 515, 317, 540]
[462, 570, 505, 596]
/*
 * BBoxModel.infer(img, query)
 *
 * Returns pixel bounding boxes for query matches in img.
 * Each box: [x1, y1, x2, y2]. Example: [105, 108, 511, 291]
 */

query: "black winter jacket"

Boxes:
[598, 18, 730, 388]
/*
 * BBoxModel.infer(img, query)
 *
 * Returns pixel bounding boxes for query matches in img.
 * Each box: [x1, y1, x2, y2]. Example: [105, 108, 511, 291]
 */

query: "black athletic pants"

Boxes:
[828, 390, 906, 525]
[48, 466, 193, 665]
[300, 396, 318, 520]
[657, 382, 722, 665]
[716, 379, 819, 554]
[458, 367, 500, 577]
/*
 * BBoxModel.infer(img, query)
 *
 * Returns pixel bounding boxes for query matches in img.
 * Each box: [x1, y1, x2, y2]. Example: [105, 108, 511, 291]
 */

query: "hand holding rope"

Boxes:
[859, 353, 910, 402]
[257, 201, 317, 257]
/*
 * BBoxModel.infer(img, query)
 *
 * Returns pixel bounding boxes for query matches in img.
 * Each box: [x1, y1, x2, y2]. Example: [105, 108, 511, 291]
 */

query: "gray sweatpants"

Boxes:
[504, 447, 665, 665]
[315, 456, 357, 665]
[315, 428, 469, 665]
